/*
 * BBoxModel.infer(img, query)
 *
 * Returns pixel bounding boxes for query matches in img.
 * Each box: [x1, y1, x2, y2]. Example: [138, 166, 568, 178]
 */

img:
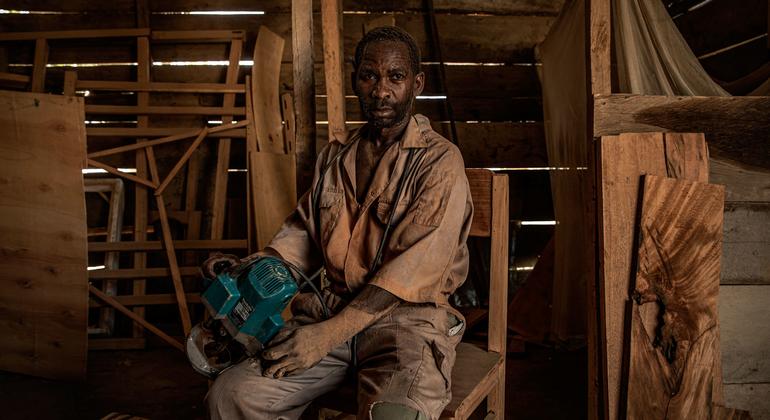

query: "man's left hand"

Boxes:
[261, 323, 332, 378]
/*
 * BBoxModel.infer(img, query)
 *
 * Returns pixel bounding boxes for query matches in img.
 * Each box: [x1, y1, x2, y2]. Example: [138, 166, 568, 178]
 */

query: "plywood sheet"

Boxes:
[626, 175, 725, 419]
[0, 91, 88, 380]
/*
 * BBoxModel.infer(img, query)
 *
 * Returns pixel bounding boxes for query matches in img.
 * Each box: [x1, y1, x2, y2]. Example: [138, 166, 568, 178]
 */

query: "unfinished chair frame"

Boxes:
[316, 169, 509, 419]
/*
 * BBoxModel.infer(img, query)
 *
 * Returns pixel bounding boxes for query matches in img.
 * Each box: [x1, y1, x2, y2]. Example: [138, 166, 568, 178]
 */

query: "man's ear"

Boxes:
[413, 71, 425, 96]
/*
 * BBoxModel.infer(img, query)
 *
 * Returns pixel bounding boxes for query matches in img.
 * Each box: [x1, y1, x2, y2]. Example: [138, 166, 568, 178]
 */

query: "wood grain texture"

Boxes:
[597, 132, 711, 420]
[589, 0, 611, 95]
[626, 175, 725, 420]
[252, 26, 286, 154]
[709, 159, 770, 202]
[292, 0, 317, 194]
[721, 203, 770, 285]
[321, 0, 347, 142]
[0, 91, 88, 380]
[593, 94, 770, 170]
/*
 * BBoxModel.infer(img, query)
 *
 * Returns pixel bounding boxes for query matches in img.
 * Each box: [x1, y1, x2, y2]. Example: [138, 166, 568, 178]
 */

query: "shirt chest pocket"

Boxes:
[318, 190, 343, 240]
[374, 196, 411, 227]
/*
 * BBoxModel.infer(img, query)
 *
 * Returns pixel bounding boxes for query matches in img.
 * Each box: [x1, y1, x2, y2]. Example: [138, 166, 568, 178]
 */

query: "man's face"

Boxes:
[354, 40, 424, 129]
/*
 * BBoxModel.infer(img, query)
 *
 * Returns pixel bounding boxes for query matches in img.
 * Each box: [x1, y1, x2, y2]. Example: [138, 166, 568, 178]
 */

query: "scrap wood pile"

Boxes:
[0, 26, 296, 353]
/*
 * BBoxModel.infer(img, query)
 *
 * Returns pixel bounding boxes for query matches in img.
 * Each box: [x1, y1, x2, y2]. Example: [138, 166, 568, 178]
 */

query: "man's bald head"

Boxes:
[354, 26, 421, 76]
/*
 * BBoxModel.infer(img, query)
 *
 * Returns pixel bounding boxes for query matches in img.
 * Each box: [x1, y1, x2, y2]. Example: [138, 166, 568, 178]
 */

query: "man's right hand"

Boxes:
[201, 252, 241, 279]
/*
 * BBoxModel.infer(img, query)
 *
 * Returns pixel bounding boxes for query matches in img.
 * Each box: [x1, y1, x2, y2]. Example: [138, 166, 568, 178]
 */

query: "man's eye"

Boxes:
[360, 72, 376, 81]
[391, 73, 405, 81]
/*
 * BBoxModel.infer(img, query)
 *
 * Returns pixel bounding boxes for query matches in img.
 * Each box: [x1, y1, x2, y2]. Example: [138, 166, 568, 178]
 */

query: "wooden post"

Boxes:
[292, 0, 317, 194]
[133, 35, 150, 341]
[63, 70, 77, 96]
[321, 0, 347, 143]
[210, 38, 243, 240]
[31, 38, 48, 92]
[586, 1, 612, 419]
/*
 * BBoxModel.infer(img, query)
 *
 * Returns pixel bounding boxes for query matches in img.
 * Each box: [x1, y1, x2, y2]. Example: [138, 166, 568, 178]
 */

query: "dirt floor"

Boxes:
[0, 344, 585, 419]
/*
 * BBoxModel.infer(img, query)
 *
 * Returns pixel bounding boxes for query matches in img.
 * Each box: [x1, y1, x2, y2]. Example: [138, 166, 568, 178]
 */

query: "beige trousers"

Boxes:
[205, 303, 463, 420]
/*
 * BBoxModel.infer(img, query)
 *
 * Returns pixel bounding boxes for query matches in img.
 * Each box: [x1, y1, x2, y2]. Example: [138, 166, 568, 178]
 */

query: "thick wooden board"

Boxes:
[465, 169, 493, 237]
[252, 26, 286, 154]
[598, 132, 710, 420]
[292, 0, 317, 193]
[321, 0, 346, 142]
[719, 285, 770, 384]
[593, 95, 770, 170]
[710, 159, 770, 202]
[724, 383, 770, 420]
[249, 152, 298, 248]
[721, 203, 770, 285]
[0, 91, 88, 380]
[626, 175, 725, 420]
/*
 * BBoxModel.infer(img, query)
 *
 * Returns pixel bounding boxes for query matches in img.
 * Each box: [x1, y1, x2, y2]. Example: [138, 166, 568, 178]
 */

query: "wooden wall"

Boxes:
[0, 1, 562, 315]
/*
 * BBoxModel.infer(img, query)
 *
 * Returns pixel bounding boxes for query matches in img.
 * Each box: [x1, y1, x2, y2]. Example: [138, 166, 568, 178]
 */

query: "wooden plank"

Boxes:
[154, 128, 209, 196]
[294, 0, 321, 192]
[724, 383, 770, 419]
[589, 0, 611, 95]
[63, 70, 77, 95]
[31, 38, 48, 92]
[76, 80, 245, 93]
[151, 30, 245, 41]
[434, 122, 546, 168]
[597, 132, 711, 420]
[210, 37, 243, 241]
[0, 28, 150, 41]
[89, 293, 202, 307]
[626, 175, 725, 419]
[720, 285, 770, 384]
[486, 173, 509, 419]
[593, 94, 770, 170]
[0, 71, 29, 88]
[721, 203, 770, 285]
[363, 14, 395, 34]
[0, 91, 88, 380]
[132, 35, 150, 341]
[252, 26, 286, 154]
[321, 0, 347, 142]
[85, 105, 246, 115]
[710, 158, 770, 202]
[281, 92, 296, 153]
[88, 267, 200, 279]
[88, 239, 247, 252]
[86, 126, 246, 138]
[88, 285, 184, 351]
[465, 169, 493, 237]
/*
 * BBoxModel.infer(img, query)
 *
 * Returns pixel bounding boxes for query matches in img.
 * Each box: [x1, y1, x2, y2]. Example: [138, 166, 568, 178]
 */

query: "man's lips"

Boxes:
[371, 107, 394, 117]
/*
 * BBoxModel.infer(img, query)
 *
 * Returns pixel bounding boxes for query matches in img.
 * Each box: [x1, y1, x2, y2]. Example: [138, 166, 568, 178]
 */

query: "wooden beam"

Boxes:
[0, 71, 30, 88]
[86, 126, 246, 138]
[292, 0, 317, 194]
[75, 80, 245, 93]
[154, 128, 209, 196]
[321, 0, 347, 143]
[89, 293, 201, 307]
[63, 70, 77, 96]
[87, 120, 248, 158]
[594, 94, 770, 169]
[0, 28, 151, 41]
[88, 267, 200, 279]
[86, 159, 158, 189]
[31, 39, 48, 92]
[85, 105, 245, 115]
[151, 30, 245, 42]
[88, 239, 247, 252]
[88, 285, 184, 351]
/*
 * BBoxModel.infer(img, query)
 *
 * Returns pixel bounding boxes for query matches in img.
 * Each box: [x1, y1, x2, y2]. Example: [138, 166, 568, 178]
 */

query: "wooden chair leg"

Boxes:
[487, 367, 506, 419]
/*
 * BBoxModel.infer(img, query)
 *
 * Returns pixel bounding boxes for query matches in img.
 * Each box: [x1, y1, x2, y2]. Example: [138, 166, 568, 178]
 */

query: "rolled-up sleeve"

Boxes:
[369, 148, 472, 304]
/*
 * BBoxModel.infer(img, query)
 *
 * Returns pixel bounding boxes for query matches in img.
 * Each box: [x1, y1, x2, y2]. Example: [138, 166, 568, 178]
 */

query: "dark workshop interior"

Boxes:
[0, 0, 768, 419]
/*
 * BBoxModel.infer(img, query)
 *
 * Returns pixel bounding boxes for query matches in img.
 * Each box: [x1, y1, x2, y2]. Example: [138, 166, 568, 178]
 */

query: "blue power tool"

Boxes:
[186, 257, 298, 378]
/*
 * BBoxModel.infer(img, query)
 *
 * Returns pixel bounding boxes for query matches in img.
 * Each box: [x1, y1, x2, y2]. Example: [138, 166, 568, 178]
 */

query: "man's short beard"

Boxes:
[360, 96, 415, 129]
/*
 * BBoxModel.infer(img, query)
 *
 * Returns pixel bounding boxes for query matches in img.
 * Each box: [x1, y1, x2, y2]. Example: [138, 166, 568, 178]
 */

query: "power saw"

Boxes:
[186, 257, 298, 378]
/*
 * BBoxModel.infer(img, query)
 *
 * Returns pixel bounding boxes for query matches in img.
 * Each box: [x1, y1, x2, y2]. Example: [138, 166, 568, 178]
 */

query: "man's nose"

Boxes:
[371, 78, 390, 99]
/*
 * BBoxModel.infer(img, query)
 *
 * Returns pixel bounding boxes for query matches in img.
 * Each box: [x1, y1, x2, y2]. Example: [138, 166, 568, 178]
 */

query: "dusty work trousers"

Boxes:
[205, 303, 463, 420]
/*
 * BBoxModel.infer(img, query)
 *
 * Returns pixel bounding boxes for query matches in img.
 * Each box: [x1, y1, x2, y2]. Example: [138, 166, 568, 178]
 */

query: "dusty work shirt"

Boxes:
[267, 114, 473, 306]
